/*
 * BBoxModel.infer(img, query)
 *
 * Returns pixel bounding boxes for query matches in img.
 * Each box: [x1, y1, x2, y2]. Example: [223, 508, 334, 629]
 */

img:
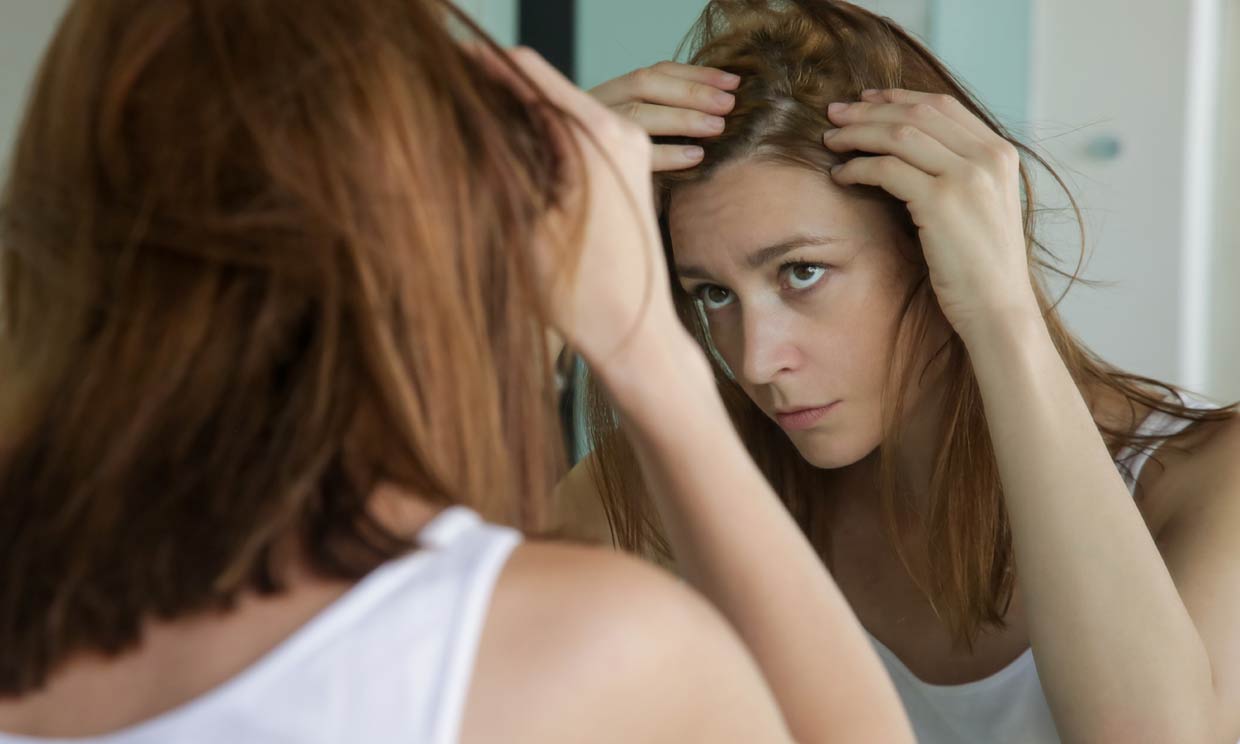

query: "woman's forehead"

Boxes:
[668, 160, 893, 262]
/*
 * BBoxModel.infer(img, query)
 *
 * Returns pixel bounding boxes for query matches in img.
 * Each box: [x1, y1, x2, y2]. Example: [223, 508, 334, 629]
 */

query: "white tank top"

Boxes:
[870, 392, 1225, 743]
[0, 506, 520, 744]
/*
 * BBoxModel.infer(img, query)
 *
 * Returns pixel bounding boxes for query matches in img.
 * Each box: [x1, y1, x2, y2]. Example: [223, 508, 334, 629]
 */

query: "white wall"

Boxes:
[1030, 0, 1233, 401]
[1210, 0, 1240, 402]
[0, 0, 70, 171]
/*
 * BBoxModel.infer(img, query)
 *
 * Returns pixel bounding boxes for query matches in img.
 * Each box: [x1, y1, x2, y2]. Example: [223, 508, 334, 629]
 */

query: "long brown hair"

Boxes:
[585, 0, 1237, 648]
[0, 0, 579, 693]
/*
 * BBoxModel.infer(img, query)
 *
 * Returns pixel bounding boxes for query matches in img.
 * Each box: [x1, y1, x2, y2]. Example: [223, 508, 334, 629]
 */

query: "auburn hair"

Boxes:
[585, 0, 1237, 649]
[0, 0, 581, 693]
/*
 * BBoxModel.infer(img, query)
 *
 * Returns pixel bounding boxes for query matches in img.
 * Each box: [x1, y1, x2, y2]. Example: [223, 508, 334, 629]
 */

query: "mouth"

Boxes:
[774, 401, 841, 431]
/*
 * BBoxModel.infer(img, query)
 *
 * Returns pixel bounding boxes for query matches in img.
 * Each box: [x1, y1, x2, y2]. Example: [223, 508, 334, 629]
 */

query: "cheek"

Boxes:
[801, 322, 892, 398]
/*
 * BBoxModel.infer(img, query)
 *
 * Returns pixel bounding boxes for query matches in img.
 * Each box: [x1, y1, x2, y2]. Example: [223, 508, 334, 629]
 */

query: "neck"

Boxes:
[829, 377, 948, 524]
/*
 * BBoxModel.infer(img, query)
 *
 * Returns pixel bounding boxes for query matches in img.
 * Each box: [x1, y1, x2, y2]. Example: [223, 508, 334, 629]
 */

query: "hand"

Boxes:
[590, 61, 739, 171]
[484, 48, 689, 371]
[824, 89, 1040, 340]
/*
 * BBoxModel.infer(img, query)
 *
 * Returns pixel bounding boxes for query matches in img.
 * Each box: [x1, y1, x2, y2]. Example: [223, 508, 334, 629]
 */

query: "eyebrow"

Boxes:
[675, 233, 841, 281]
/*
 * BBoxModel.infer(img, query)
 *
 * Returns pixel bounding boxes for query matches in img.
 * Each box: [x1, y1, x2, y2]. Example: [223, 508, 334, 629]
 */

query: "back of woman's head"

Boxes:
[0, 0, 569, 693]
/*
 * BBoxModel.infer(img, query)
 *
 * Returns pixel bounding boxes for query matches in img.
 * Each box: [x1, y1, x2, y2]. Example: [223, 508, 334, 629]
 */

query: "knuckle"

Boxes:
[909, 102, 937, 121]
[651, 60, 677, 74]
[688, 81, 715, 102]
[616, 100, 643, 122]
[628, 66, 656, 89]
[960, 164, 990, 189]
[994, 141, 1020, 167]
[892, 124, 920, 142]
[689, 110, 715, 130]
[932, 93, 957, 110]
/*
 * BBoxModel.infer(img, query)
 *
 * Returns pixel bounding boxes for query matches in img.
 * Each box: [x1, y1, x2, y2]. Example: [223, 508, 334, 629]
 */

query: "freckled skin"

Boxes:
[669, 159, 949, 470]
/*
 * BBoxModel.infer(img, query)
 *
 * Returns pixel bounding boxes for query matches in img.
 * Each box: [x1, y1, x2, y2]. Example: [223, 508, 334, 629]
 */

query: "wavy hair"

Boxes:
[585, 0, 1237, 649]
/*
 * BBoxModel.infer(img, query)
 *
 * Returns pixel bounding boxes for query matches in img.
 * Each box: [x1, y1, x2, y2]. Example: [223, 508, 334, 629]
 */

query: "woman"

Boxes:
[0, 0, 915, 742]
[570, 1, 1240, 741]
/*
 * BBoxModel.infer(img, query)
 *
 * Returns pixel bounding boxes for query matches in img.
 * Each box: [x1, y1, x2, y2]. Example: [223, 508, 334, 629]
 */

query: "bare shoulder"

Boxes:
[1146, 407, 1240, 538]
[460, 541, 792, 744]
[1148, 410, 1240, 740]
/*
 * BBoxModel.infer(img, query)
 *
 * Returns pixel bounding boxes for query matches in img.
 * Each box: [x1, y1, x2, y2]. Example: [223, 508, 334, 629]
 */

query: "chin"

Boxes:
[787, 431, 878, 470]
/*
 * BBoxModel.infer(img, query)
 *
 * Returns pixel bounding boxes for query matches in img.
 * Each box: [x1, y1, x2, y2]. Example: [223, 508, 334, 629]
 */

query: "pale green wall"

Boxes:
[576, 0, 709, 90]
[928, 0, 1031, 128]
[456, 0, 519, 46]
[575, 0, 1031, 127]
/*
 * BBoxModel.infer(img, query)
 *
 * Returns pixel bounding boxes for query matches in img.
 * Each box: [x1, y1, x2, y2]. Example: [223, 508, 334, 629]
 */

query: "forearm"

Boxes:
[592, 331, 913, 744]
[962, 311, 1214, 742]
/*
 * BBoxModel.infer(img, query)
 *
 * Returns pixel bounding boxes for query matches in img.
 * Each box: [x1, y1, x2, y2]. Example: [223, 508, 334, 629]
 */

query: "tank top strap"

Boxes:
[416, 506, 521, 744]
[1116, 391, 1220, 491]
[417, 505, 490, 550]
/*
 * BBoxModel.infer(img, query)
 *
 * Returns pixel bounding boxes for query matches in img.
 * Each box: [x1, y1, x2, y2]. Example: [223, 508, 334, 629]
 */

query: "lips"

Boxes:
[774, 401, 840, 431]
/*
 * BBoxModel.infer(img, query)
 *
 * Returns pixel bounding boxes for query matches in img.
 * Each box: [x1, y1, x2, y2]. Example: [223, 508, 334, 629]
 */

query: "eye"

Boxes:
[694, 284, 735, 311]
[781, 263, 829, 291]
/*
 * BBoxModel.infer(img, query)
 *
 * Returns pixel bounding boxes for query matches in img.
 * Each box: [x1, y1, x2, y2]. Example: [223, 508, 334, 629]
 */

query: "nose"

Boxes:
[738, 304, 802, 386]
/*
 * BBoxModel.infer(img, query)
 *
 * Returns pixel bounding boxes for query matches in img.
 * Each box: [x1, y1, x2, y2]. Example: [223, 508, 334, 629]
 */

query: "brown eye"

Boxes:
[784, 263, 827, 290]
[696, 285, 735, 310]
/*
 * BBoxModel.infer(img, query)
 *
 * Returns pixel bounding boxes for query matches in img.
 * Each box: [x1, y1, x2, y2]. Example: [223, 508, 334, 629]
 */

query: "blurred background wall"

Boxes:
[1213, 0, 1240, 402]
[2, 0, 1235, 402]
[0, 0, 69, 172]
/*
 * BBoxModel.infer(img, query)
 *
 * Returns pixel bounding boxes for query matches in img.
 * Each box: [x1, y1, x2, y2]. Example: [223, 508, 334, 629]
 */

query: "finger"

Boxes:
[645, 60, 741, 90]
[823, 121, 961, 176]
[827, 100, 983, 159]
[591, 67, 736, 115]
[623, 102, 726, 137]
[861, 89, 998, 144]
[829, 155, 934, 204]
[652, 144, 705, 172]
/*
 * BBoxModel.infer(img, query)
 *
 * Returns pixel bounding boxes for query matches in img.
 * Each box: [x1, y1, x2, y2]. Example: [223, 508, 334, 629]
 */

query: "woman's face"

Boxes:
[669, 159, 940, 470]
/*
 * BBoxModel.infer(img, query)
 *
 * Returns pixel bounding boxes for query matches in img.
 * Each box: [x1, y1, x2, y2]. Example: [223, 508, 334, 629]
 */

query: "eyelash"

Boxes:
[693, 260, 830, 309]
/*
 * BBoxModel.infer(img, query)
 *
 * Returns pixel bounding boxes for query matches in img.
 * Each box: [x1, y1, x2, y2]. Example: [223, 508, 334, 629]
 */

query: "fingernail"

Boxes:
[823, 128, 840, 140]
[714, 91, 735, 108]
[683, 145, 704, 160]
[703, 116, 726, 133]
[861, 89, 879, 97]
[827, 102, 849, 115]
[720, 72, 741, 86]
